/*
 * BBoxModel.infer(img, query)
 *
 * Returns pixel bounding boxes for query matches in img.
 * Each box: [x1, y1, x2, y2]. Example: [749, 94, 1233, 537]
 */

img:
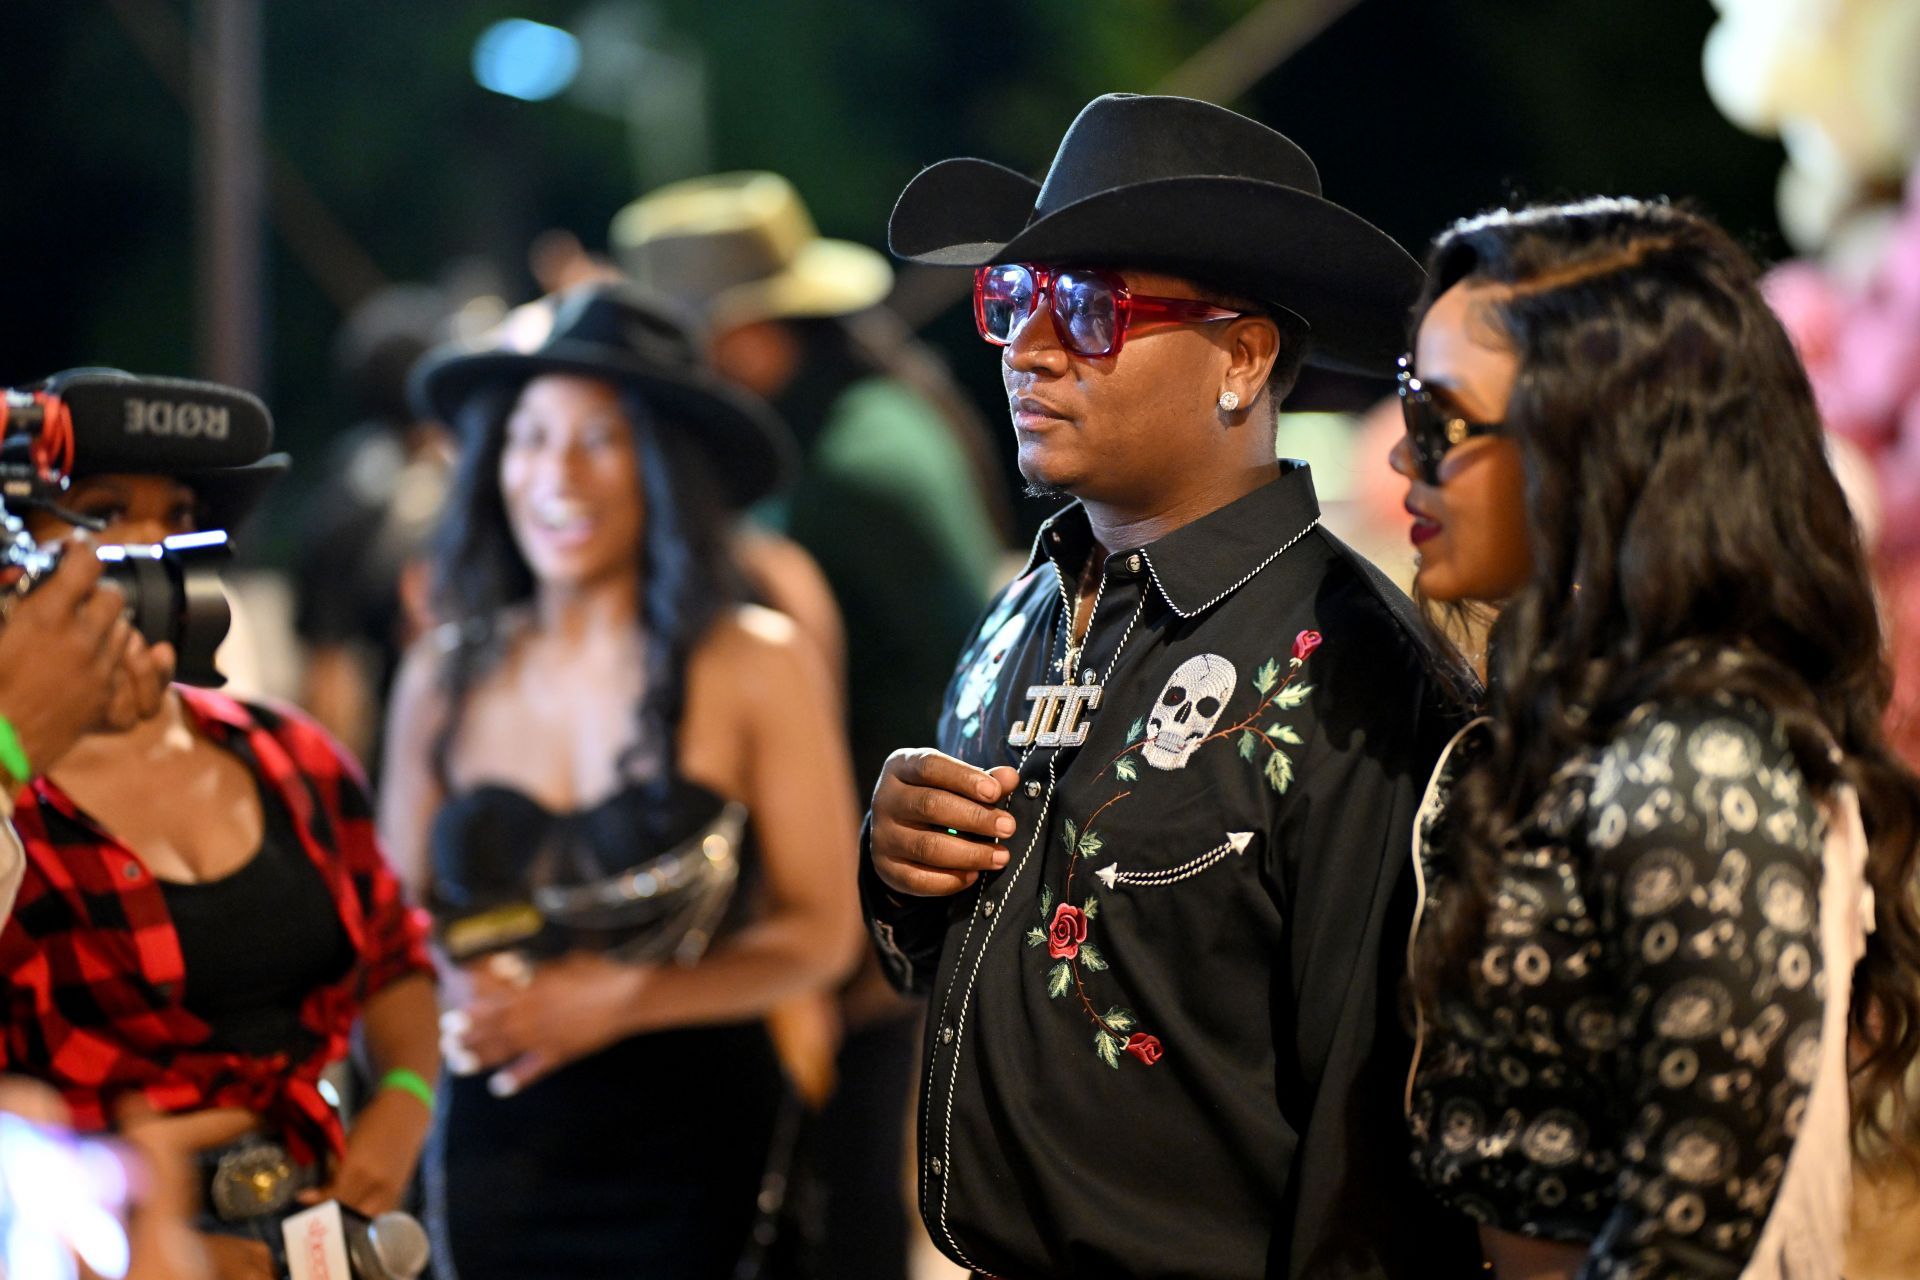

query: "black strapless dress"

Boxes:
[425, 778, 788, 1280]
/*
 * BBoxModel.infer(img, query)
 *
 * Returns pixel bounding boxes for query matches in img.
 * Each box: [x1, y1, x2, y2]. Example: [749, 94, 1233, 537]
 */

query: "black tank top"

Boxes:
[160, 777, 354, 1057]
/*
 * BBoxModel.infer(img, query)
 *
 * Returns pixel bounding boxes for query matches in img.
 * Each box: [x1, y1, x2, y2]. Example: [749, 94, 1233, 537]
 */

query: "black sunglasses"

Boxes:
[1396, 355, 1504, 485]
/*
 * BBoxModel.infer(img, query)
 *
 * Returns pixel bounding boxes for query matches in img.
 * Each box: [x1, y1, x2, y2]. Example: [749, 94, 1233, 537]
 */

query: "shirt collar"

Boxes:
[174, 684, 256, 735]
[1021, 461, 1322, 618]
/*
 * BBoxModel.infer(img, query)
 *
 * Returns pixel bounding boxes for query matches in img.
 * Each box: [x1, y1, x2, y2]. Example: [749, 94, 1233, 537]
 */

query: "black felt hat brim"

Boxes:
[890, 159, 1424, 379]
[410, 342, 797, 509]
[175, 453, 291, 534]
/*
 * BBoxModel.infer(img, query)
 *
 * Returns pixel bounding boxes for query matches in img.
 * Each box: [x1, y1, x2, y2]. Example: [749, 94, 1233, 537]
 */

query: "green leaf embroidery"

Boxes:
[1078, 829, 1104, 860]
[1082, 896, 1099, 920]
[1270, 683, 1313, 710]
[1062, 819, 1077, 853]
[1025, 927, 1046, 948]
[1267, 723, 1304, 746]
[1079, 943, 1109, 972]
[1094, 1029, 1123, 1069]
[1238, 730, 1258, 761]
[1039, 885, 1054, 917]
[1263, 748, 1295, 795]
[1103, 1007, 1136, 1033]
[1047, 962, 1072, 999]
[1127, 717, 1145, 742]
[1114, 755, 1138, 782]
[1253, 658, 1281, 695]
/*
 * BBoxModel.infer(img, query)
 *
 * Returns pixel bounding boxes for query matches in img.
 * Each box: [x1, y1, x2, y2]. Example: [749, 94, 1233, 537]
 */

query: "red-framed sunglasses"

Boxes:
[972, 263, 1247, 359]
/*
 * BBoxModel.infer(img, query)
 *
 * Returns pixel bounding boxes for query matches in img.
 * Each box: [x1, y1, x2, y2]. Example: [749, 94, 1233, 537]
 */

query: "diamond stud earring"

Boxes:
[1218, 390, 1241, 412]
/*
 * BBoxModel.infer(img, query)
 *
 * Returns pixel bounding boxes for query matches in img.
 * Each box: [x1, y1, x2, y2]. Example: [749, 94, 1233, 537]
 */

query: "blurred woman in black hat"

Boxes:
[0, 385, 439, 1280]
[384, 282, 862, 1279]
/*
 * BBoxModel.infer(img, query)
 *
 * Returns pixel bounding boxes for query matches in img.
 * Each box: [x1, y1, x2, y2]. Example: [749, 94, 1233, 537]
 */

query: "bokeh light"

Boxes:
[472, 19, 581, 103]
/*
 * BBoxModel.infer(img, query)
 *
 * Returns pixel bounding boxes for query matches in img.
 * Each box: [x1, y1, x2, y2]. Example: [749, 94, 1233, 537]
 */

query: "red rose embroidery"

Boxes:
[1047, 903, 1088, 960]
[1292, 630, 1323, 662]
[1124, 1032, 1163, 1065]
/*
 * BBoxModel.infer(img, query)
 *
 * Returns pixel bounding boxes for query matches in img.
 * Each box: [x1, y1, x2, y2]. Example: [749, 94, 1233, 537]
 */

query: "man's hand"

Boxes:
[0, 536, 176, 774]
[870, 749, 1020, 897]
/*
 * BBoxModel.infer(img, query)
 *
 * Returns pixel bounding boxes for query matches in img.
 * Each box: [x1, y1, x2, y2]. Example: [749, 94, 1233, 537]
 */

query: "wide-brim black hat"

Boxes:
[175, 453, 290, 532]
[36, 367, 289, 533]
[62, 454, 290, 534]
[409, 282, 797, 508]
[888, 93, 1424, 380]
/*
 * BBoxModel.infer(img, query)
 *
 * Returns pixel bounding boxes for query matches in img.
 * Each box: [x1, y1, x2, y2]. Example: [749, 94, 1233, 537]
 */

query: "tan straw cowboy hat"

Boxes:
[610, 171, 894, 328]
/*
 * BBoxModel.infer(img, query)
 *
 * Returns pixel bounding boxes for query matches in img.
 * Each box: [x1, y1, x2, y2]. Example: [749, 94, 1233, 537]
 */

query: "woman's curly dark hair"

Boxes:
[1409, 196, 1920, 1156]
[426, 376, 740, 821]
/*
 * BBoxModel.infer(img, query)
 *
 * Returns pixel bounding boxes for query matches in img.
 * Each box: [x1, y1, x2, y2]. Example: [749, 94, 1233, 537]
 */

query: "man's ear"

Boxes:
[1220, 314, 1282, 411]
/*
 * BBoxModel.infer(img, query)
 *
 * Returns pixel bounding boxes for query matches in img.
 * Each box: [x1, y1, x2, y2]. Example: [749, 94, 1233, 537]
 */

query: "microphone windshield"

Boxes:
[366, 1211, 431, 1280]
[41, 369, 274, 473]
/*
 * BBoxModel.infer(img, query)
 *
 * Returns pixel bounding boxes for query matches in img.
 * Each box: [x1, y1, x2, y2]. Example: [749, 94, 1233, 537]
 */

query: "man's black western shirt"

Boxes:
[861, 464, 1478, 1278]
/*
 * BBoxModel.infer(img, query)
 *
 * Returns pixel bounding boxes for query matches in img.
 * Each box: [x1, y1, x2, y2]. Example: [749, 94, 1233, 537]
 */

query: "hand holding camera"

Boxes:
[0, 540, 176, 780]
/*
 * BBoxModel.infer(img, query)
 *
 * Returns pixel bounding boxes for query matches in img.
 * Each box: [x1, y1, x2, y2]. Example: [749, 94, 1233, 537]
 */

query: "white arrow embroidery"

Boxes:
[1096, 831, 1254, 889]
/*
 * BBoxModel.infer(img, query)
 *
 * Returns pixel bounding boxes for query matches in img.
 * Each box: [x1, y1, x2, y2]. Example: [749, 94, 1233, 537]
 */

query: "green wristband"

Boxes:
[0, 717, 33, 787]
[380, 1067, 436, 1112]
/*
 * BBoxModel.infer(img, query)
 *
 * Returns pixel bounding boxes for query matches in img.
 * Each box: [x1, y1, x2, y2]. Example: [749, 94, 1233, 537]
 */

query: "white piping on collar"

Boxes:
[1139, 516, 1321, 620]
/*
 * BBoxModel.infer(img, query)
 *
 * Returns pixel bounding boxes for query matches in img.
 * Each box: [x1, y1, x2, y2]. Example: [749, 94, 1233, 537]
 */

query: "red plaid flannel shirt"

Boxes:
[0, 687, 431, 1164]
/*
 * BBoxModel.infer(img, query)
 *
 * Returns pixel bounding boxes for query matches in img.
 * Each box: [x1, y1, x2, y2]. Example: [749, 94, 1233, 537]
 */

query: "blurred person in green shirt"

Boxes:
[614, 172, 1009, 796]
[614, 172, 1010, 1280]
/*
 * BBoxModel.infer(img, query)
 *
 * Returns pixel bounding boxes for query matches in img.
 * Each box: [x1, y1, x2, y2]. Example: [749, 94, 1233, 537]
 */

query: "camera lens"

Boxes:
[94, 531, 232, 687]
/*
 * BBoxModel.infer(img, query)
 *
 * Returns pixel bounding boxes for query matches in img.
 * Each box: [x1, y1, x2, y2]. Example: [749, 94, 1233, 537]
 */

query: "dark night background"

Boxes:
[0, 0, 1784, 555]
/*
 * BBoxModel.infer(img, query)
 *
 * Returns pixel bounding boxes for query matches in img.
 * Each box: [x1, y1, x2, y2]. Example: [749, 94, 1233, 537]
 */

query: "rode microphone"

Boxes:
[282, 1201, 431, 1280]
[3, 368, 274, 475]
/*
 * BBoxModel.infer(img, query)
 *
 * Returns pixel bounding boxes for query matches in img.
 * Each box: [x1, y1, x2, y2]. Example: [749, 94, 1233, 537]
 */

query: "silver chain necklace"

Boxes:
[1008, 549, 1138, 750]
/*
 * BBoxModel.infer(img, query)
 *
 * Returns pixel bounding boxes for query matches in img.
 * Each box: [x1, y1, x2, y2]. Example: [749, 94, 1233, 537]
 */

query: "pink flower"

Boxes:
[1291, 630, 1323, 663]
[1878, 393, 1920, 556]
[1046, 903, 1088, 960]
[1764, 261, 1844, 372]
[1804, 360, 1862, 443]
[1124, 1033, 1163, 1065]
[1882, 211, 1920, 320]
[1828, 307, 1920, 446]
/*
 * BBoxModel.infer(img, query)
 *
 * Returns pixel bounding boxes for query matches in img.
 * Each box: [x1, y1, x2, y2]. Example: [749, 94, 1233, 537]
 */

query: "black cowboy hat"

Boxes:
[172, 454, 290, 533]
[32, 368, 289, 533]
[409, 282, 797, 507]
[61, 453, 290, 534]
[888, 93, 1424, 379]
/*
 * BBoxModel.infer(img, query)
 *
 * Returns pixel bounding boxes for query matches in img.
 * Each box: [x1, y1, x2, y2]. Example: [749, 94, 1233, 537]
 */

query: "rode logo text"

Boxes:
[124, 399, 230, 439]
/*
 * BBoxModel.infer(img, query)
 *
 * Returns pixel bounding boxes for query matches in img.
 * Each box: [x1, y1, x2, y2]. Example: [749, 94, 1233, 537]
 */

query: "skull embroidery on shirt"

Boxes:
[1142, 654, 1237, 771]
[954, 612, 1029, 743]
